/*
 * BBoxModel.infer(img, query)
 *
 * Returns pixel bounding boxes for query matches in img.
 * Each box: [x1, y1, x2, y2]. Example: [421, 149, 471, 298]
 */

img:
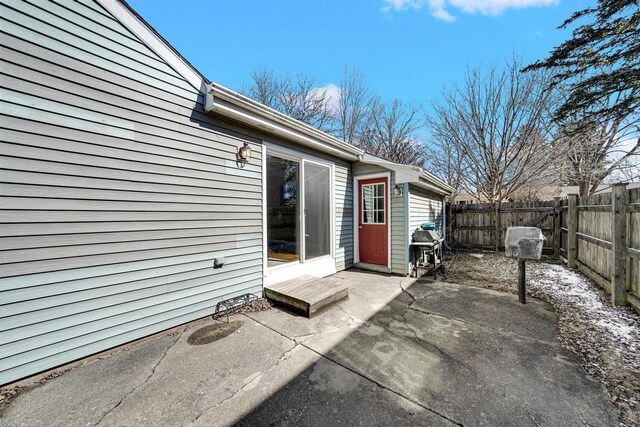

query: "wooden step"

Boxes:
[265, 275, 349, 317]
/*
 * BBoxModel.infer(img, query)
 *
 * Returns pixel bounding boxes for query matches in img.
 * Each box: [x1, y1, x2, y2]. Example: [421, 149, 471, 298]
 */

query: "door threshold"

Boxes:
[354, 262, 391, 274]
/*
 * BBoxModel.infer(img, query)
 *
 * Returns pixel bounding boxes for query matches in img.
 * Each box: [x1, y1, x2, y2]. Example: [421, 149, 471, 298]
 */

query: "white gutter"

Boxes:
[412, 177, 453, 196]
[206, 83, 363, 161]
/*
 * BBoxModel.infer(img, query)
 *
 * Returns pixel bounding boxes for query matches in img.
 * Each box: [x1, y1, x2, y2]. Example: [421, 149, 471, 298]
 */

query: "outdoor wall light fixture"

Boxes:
[393, 185, 403, 197]
[237, 142, 251, 163]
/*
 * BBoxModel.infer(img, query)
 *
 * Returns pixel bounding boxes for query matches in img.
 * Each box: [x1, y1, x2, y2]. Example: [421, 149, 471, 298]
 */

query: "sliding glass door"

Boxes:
[266, 151, 332, 269]
[304, 162, 331, 260]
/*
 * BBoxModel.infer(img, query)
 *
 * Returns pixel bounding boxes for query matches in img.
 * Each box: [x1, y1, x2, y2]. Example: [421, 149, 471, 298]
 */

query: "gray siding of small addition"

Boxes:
[409, 184, 444, 235]
[390, 178, 407, 275]
[335, 163, 354, 271]
[0, 0, 267, 385]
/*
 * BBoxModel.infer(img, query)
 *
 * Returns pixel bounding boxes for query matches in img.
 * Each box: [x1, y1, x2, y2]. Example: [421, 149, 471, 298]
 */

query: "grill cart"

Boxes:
[411, 227, 444, 278]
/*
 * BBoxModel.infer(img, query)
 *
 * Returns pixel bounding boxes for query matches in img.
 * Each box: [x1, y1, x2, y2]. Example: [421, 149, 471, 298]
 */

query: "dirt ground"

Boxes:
[443, 250, 640, 426]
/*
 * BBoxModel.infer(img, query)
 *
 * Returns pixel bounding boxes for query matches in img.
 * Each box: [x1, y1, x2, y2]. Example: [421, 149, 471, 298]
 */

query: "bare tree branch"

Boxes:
[426, 57, 560, 202]
[242, 69, 334, 131]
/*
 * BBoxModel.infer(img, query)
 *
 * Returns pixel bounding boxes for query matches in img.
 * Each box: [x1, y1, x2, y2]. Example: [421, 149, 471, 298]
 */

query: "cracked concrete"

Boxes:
[0, 269, 617, 426]
[95, 328, 186, 425]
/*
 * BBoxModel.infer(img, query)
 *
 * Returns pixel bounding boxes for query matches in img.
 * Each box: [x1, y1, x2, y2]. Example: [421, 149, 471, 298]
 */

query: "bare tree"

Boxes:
[334, 66, 371, 145]
[243, 67, 424, 166]
[244, 68, 283, 109]
[424, 134, 465, 199]
[243, 69, 334, 131]
[426, 58, 559, 203]
[364, 98, 424, 166]
[614, 157, 640, 183]
[554, 96, 640, 196]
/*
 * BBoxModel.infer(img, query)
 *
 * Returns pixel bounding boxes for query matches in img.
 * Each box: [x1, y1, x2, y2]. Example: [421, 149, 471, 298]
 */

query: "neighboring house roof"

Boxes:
[556, 183, 640, 197]
[454, 182, 640, 203]
[360, 154, 455, 196]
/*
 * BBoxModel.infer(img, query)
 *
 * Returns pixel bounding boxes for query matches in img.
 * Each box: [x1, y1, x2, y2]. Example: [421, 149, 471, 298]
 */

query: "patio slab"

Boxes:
[0, 270, 617, 426]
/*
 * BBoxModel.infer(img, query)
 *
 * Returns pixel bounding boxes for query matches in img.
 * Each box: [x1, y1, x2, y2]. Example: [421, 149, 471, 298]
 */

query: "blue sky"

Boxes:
[127, 0, 593, 107]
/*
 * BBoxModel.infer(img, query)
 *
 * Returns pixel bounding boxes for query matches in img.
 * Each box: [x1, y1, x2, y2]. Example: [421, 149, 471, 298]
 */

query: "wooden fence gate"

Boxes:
[448, 184, 640, 312]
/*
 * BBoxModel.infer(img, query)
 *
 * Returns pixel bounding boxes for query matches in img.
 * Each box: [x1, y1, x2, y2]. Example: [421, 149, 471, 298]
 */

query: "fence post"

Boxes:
[567, 194, 578, 269]
[553, 197, 561, 258]
[494, 200, 501, 252]
[611, 183, 628, 307]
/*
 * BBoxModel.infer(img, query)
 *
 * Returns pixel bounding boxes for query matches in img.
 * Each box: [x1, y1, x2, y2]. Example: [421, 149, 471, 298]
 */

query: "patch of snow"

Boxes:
[530, 263, 639, 349]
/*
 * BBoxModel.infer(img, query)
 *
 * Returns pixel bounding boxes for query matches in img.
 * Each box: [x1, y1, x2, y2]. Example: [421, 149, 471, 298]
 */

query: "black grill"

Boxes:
[410, 229, 444, 278]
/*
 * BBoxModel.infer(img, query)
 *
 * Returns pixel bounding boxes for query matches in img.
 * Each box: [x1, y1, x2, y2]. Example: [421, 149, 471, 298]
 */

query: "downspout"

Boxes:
[442, 197, 447, 240]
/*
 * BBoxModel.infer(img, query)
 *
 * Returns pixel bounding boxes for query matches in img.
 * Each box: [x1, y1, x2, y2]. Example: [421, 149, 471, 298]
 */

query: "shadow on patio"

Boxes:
[232, 269, 617, 426]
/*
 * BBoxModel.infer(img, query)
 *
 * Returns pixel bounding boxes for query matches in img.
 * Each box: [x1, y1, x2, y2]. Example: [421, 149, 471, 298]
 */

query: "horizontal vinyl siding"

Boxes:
[353, 162, 388, 176]
[390, 176, 407, 275]
[335, 162, 354, 271]
[0, 0, 263, 385]
[409, 185, 444, 234]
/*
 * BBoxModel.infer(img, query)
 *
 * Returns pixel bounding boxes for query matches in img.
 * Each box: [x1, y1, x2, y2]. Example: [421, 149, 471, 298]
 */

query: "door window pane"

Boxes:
[267, 155, 299, 267]
[304, 162, 331, 260]
[362, 183, 385, 224]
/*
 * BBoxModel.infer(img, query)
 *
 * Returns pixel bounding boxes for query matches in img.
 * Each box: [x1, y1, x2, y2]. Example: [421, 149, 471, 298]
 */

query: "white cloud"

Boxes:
[311, 83, 341, 115]
[429, 0, 457, 22]
[381, 0, 559, 22]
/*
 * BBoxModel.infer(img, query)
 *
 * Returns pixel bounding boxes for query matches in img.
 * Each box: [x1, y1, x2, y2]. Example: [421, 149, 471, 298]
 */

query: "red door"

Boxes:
[358, 177, 388, 266]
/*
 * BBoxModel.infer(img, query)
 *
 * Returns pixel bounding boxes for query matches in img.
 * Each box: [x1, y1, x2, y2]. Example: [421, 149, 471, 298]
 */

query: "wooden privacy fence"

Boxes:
[449, 184, 640, 312]
[560, 184, 640, 310]
[448, 200, 556, 253]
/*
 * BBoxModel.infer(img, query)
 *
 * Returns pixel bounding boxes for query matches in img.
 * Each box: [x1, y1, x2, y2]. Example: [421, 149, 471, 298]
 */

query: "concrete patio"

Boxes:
[0, 270, 617, 426]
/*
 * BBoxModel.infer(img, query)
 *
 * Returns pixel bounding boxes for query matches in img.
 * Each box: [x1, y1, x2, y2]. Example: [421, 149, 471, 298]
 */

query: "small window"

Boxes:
[362, 183, 385, 224]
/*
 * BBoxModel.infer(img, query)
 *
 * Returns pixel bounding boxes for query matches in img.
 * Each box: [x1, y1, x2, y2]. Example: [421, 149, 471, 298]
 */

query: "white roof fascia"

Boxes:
[98, 0, 206, 93]
[206, 83, 363, 161]
[412, 177, 452, 196]
[359, 154, 453, 195]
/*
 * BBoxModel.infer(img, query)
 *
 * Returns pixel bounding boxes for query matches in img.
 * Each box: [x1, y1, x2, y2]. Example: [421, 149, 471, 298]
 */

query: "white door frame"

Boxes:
[353, 172, 392, 269]
[262, 142, 336, 286]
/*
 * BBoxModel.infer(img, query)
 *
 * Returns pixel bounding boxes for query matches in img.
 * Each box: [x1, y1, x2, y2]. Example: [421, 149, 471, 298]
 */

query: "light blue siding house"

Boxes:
[0, 0, 453, 385]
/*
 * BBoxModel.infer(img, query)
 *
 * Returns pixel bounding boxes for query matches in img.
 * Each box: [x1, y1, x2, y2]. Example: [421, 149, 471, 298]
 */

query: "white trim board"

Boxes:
[96, 0, 206, 92]
[264, 257, 336, 288]
[261, 143, 268, 284]
[404, 182, 411, 275]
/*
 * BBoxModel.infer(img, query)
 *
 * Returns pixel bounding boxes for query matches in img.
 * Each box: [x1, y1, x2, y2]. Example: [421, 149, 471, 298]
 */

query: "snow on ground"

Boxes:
[445, 252, 640, 426]
[530, 263, 638, 351]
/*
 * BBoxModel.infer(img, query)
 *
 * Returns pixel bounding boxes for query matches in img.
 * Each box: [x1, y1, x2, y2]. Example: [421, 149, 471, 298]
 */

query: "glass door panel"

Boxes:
[304, 162, 331, 260]
[361, 183, 385, 224]
[267, 155, 299, 267]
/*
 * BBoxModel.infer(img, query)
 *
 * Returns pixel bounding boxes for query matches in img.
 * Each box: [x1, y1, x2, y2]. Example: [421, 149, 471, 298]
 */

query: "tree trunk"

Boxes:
[579, 179, 591, 197]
